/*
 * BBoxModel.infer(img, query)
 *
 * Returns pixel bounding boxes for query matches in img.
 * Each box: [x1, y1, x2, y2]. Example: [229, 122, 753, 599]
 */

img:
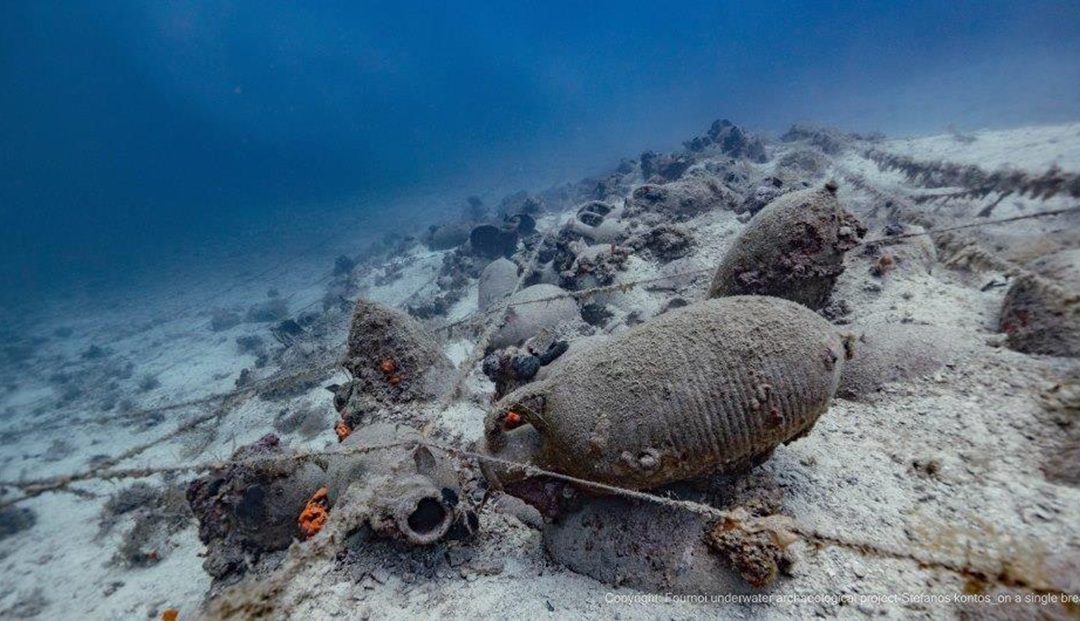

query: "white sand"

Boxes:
[886, 123, 1080, 172]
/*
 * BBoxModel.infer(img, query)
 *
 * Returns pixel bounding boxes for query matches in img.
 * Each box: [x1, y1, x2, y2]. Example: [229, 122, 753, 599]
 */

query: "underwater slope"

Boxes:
[0, 120, 1078, 619]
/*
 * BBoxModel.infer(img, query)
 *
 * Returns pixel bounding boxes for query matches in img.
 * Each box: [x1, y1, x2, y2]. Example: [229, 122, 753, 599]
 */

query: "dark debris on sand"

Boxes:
[99, 481, 193, 568]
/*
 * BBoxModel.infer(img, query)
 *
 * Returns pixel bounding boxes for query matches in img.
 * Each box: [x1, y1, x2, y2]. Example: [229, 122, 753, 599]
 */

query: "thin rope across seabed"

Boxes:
[0, 432, 1061, 596]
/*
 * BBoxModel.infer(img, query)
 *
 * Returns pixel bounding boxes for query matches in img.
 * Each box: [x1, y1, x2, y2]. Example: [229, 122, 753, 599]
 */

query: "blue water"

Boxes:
[2, 0, 1079, 309]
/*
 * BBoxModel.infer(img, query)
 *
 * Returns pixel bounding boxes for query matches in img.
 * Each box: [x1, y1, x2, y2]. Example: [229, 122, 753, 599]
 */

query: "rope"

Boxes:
[437, 443, 726, 519]
[0, 440, 412, 508]
[862, 206, 1080, 244]
[429, 443, 1060, 591]
[864, 149, 1080, 201]
[0, 432, 1059, 593]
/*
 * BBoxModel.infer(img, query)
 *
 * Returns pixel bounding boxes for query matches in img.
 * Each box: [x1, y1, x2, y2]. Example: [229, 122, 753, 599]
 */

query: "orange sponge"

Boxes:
[298, 487, 330, 538]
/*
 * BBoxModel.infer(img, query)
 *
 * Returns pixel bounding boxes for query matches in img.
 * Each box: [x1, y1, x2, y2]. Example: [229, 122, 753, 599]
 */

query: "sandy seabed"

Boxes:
[1, 121, 1079, 620]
